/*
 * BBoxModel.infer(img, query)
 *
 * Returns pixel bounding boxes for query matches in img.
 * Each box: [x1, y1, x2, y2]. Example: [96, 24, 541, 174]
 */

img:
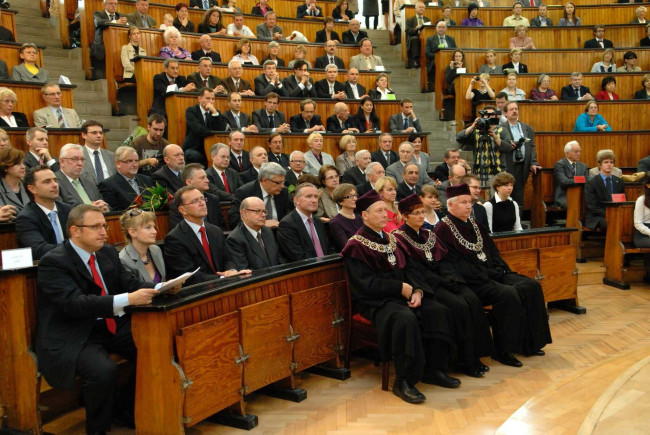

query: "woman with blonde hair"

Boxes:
[502, 48, 528, 74]
[231, 38, 259, 65]
[500, 72, 526, 101]
[121, 26, 147, 82]
[0, 128, 11, 150]
[375, 175, 401, 233]
[591, 48, 616, 73]
[118, 208, 166, 283]
[304, 132, 335, 175]
[368, 73, 395, 100]
[335, 135, 357, 173]
[509, 25, 535, 50]
[158, 27, 191, 59]
[287, 45, 312, 68]
[0, 88, 29, 128]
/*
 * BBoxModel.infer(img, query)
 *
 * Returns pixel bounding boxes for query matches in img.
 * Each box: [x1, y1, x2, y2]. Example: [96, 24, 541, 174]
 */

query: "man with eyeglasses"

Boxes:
[228, 162, 292, 228]
[152, 144, 185, 195]
[99, 146, 153, 211]
[206, 143, 242, 201]
[285, 151, 306, 187]
[80, 120, 116, 184]
[165, 186, 249, 286]
[226, 196, 285, 270]
[168, 163, 223, 229]
[56, 143, 110, 211]
[289, 99, 324, 134]
[16, 165, 72, 260]
[386, 142, 435, 187]
[356, 161, 385, 196]
[33, 83, 82, 128]
[221, 60, 255, 96]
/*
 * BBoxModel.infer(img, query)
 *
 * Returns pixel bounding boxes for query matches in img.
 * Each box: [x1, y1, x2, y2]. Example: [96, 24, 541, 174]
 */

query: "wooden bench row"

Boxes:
[2, 80, 76, 127]
[0, 42, 45, 78]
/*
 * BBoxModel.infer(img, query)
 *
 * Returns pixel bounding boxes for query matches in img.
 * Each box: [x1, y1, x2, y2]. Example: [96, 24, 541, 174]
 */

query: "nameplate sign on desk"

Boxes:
[574, 176, 586, 183]
[611, 193, 626, 203]
[1, 248, 33, 270]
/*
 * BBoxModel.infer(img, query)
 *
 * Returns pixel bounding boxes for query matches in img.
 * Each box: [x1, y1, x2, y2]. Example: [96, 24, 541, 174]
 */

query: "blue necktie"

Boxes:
[49, 211, 63, 243]
[403, 117, 408, 129]
[203, 0, 209, 8]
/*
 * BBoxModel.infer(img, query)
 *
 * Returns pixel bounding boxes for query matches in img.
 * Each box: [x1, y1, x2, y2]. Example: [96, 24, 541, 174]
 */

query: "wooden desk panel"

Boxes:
[1, 82, 75, 128]
[5, 129, 84, 158]
[1, 9, 17, 39]
[0, 43, 45, 78]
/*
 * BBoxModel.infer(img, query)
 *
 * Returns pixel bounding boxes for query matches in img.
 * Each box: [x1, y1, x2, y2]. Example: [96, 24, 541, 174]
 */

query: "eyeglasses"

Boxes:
[290, 160, 305, 164]
[128, 208, 144, 217]
[120, 159, 139, 165]
[343, 194, 358, 200]
[264, 178, 285, 186]
[182, 197, 207, 206]
[245, 208, 268, 215]
[44, 92, 63, 96]
[1, 99, 16, 104]
[408, 210, 427, 216]
[61, 157, 86, 163]
[75, 224, 110, 232]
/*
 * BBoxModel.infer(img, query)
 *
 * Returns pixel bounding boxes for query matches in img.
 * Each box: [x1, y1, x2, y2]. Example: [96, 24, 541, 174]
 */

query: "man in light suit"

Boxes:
[405, 2, 431, 68]
[24, 127, 59, 172]
[187, 57, 226, 94]
[297, 0, 322, 18]
[182, 88, 228, 167]
[386, 142, 434, 186]
[125, 0, 157, 28]
[314, 40, 345, 70]
[498, 101, 541, 207]
[206, 143, 243, 201]
[281, 61, 317, 98]
[223, 92, 258, 133]
[256, 11, 283, 41]
[425, 21, 456, 88]
[348, 38, 383, 71]
[290, 99, 325, 133]
[389, 99, 422, 134]
[553, 140, 589, 209]
[33, 83, 82, 128]
[56, 144, 110, 211]
[226, 196, 285, 270]
[80, 120, 116, 185]
[254, 61, 286, 96]
[221, 60, 255, 96]
[314, 64, 347, 99]
[584, 25, 614, 49]
[584, 150, 624, 230]
[251, 92, 291, 134]
[91, 0, 128, 79]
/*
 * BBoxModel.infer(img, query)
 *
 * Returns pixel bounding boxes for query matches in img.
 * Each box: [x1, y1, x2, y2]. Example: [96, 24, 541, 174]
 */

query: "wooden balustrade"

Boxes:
[0, 42, 45, 78]
[0, 82, 75, 127]
[454, 72, 648, 124]
[0, 8, 17, 39]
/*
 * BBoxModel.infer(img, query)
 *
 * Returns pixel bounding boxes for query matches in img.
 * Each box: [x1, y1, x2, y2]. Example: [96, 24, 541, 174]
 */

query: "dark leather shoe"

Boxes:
[532, 349, 545, 356]
[479, 362, 490, 372]
[393, 378, 426, 404]
[494, 353, 523, 367]
[421, 369, 461, 388]
[460, 365, 484, 378]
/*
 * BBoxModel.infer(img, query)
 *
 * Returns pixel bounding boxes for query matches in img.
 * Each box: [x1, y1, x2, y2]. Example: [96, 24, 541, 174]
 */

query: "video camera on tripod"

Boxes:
[475, 109, 501, 135]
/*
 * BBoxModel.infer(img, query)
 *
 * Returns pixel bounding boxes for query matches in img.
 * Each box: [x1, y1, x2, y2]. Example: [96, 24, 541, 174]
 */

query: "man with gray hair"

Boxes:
[187, 56, 226, 93]
[190, 34, 222, 64]
[386, 142, 434, 186]
[150, 58, 195, 116]
[228, 162, 293, 228]
[152, 144, 185, 195]
[256, 11, 283, 41]
[56, 143, 109, 211]
[315, 64, 346, 99]
[241, 146, 269, 184]
[222, 60, 255, 95]
[254, 60, 286, 96]
[285, 151, 306, 187]
[33, 83, 82, 129]
[206, 143, 243, 201]
[342, 149, 371, 186]
[25, 127, 59, 171]
[553, 140, 588, 208]
[326, 102, 360, 133]
[356, 161, 385, 196]
[98, 146, 153, 211]
[560, 72, 594, 101]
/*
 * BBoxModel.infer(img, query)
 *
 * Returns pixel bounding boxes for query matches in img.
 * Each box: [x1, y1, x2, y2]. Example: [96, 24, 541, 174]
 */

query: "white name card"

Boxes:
[2, 248, 33, 270]
[375, 65, 385, 72]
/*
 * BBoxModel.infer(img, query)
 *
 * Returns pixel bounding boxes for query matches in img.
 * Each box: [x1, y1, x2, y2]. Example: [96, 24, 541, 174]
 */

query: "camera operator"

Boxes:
[456, 106, 504, 191]
[499, 101, 542, 207]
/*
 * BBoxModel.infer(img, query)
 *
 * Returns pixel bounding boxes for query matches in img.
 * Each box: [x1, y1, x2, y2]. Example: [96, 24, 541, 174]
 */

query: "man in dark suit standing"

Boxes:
[91, 0, 128, 79]
[370, 133, 398, 169]
[228, 130, 252, 173]
[277, 183, 334, 261]
[584, 150, 624, 230]
[342, 150, 371, 186]
[254, 61, 286, 96]
[206, 143, 243, 201]
[251, 92, 291, 133]
[35, 204, 160, 435]
[228, 162, 292, 228]
[290, 99, 325, 133]
[99, 146, 154, 211]
[314, 40, 346, 69]
[190, 34, 222, 63]
[343, 68, 368, 99]
[16, 166, 72, 260]
[149, 59, 196, 117]
[425, 21, 456, 89]
[164, 186, 249, 285]
[297, 0, 322, 18]
[553, 140, 589, 208]
[584, 25, 614, 48]
[221, 60, 255, 96]
[389, 99, 422, 134]
[315, 65, 347, 99]
[187, 57, 226, 94]
[405, 2, 431, 68]
[560, 72, 595, 100]
[326, 102, 360, 133]
[281, 60, 317, 98]
[341, 19, 368, 45]
[183, 88, 228, 167]
[498, 101, 541, 207]
[168, 163, 223, 229]
[223, 92, 258, 133]
[152, 144, 185, 195]
[56, 144, 110, 211]
[24, 127, 60, 172]
[226, 196, 285, 270]
[266, 133, 290, 168]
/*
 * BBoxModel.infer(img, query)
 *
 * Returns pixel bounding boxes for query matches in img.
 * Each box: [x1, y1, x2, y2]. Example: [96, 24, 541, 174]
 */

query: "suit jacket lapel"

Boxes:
[66, 242, 99, 291]
[244, 227, 268, 263]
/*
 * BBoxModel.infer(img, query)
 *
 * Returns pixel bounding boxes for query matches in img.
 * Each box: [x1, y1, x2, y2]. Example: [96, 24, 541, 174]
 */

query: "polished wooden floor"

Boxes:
[45, 264, 650, 435]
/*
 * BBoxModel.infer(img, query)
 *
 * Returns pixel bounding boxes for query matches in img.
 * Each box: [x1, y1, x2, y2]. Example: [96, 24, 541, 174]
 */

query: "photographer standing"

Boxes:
[456, 106, 504, 190]
[498, 101, 541, 207]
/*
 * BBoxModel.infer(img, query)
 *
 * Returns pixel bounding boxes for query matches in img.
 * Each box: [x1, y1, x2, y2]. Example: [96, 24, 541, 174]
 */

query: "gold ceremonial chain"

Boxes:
[350, 233, 398, 265]
[441, 216, 487, 262]
[393, 229, 437, 262]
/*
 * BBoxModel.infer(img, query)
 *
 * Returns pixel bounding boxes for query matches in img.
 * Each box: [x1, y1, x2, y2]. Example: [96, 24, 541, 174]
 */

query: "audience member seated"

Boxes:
[530, 4, 553, 27]
[561, 72, 593, 100]
[159, 27, 191, 59]
[584, 25, 613, 49]
[356, 161, 384, 196]
[228, 162, 292, 227]
[595, 76, 619, 101]
[349, 38, 383, 71]
[500, 72, 526, 101]
[0, 128, 10, 150]
[397, 163, 426, 200]
[641, 24, 650, 46]
[285, 151, 306, 187]
[314, 164, 339, 221]
[316, 16, 341, 43]
[387, 141, 433, 187]
[315, 65, 346, 99]
[16, 166, 71, 260]
[188, 57, 226, 94]
[368, 73, 395, 100]
[298, 0, 323, 18]
[252, 92, 291, 133]
[288, 45, 312, 69]
[227, 12, 254, 37]
[374, 175, 401, 232]
[443, 50, 465, 99]
[256, 11, 283, 40]
[228, 130, 251, 173]
[315, 40, 345, 70]
[502, 2, 529, 27]
[254, 61, 286, 96]
[282, 61, 317, 98]
[24, 127, 59, 172]
[120, 26, 146, 83]
[354, 96, 380, 133]
[198, 7, 227, 35]
[152, 144, 185, 195]
[336, 135, 357, 173]
[462, 3, 483, 27]
[206, 143, 242, 200]
[478, 50, 502, 75]
[303, 132, 335, 175]
[118, 208, 166, 284]
[529, 74, 558, 100]
[327, 102, 360, 133]
[183, 87, 228, 167]
[409, 134, 428, 167]
[191, 34, 222, 63]
[261, 41, 286, 67]
[344, 68, 368, 99]
[266, 133, 289, 167]
[99, 146, 154, 211]
[333, 0, 354, 21]
[0, 58, 7, 80]
[631, 6, 648, 24]
[169, 163, 223, 228]
[509, 25, 535, 50]
[174, 2, 195, 32]
[0, 147, 28, 215]
[584, 149, 623, 230]
[56, 144, 109, 210]
[553, 140, 588, 209]
[149, 59, 195, 117]
[633, 175, 650, 247]
[251, 0, 272, 16]
[483, 172, 521, 233]
[12, 43, 50, 82]
[634, 74, 650, 99]
[341, 148, 370, 185]
[222, 60, 255, 95]
[342, 19, 367, 44]
[132, 115, 168, 176]
[290, 98, 324, 133]
[229, 38, 258, 66]
[240, 146, 268, 184]
[638, 155, 650, 173]
[91, 0, 128, 79]
[617, 51, 641, 72]
[368, 133, 396, 170]
[165, 186, 247, 285]
[223, 94, 255, 134]
[465, 73, 495, 114]
[328, 183, 362, 251]
[574, 101, 611, 132]
[418, 184, 442, 229]
[126, 0, 156, 28]
[590, 49, 616, 73]
[558, 2, 581, 26]
[588, 153, 622, 179]
[191, 0, 218, 9]
[502, 48, 527, 74]
[0, 87, 29, 128]
[432, 148, 461, 182]
[463, 174, 489, 228]
[80, 121, 116, 184]
[220, 0, 242, 14]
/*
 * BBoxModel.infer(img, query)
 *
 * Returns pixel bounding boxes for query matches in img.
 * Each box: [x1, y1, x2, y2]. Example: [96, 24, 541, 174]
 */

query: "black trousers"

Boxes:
[408, 37, 421, 63]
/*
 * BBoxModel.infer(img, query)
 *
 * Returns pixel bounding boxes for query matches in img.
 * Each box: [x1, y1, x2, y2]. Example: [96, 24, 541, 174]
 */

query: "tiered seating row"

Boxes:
[2, 81, 75, 127]
[0, 42, 45, 76]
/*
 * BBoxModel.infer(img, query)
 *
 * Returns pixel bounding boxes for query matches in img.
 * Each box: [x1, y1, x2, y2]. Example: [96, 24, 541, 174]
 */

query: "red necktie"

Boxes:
[170, 78, 175, 84]
[221, 171, 230, 193]
[198, 227, 216, 272]
[530, 0, 534, 6]
[88, 254, 117, 334]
